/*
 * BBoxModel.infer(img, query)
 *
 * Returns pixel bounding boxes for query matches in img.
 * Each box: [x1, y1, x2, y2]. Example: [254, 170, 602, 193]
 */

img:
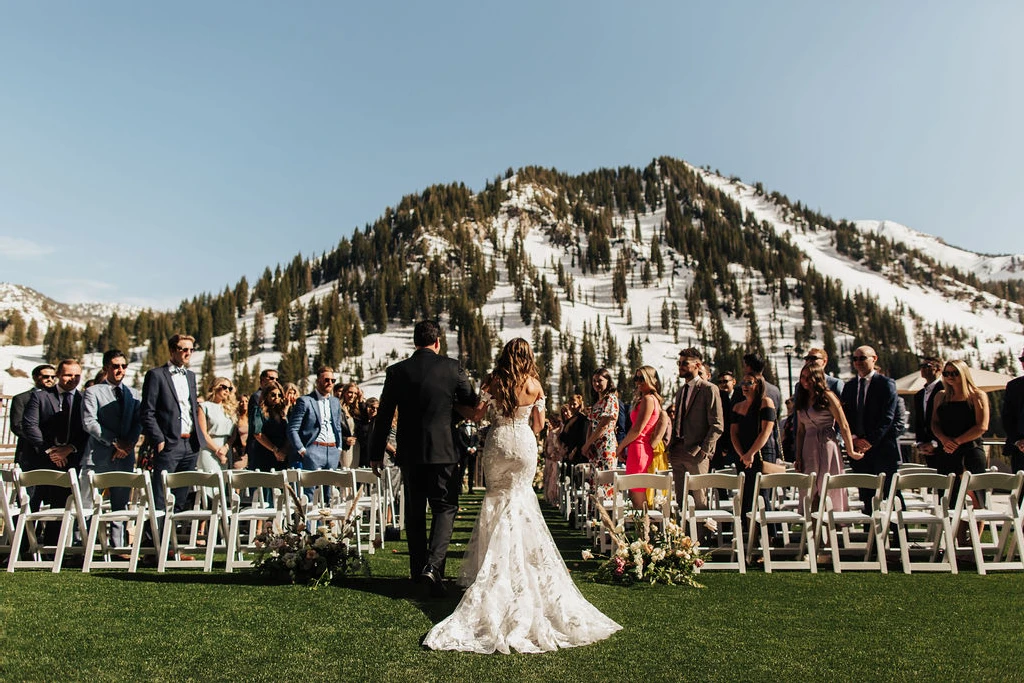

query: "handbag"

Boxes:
[136, 439, 155, 471]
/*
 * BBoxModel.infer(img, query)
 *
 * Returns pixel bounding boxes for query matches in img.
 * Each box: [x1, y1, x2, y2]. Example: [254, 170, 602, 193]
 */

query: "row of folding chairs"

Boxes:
[0, 465, 388, 573]
[553, 461, 1024, 575]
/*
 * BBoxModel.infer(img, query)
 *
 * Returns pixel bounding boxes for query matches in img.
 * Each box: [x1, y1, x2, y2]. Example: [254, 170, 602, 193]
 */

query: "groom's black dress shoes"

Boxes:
[421, 565, 447, 598]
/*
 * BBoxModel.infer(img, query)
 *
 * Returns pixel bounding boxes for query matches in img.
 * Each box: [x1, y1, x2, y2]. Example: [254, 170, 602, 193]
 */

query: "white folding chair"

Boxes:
[588, 469, 620, 551]
[681, 472, 746, 573]
[570, 463, 594, 530]
[951, 471, 1024, 575]
[886, 471, 957, 574]
[7, 468, 89, 573]
[225, 469, 292, 572]
[612, 472, 673, 528]
[352, 469, 382, 555]
[0, 468, 23, 559]
[746, 472, 817, 573]
[83, 469, 161, 573]
[159, 470, 229, 572]
[812, 473, 888, 573]
[298, 468, 359, 533]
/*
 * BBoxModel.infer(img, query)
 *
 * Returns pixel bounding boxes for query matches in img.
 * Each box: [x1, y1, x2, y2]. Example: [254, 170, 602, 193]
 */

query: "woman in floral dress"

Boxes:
[583, 368, 619, 470]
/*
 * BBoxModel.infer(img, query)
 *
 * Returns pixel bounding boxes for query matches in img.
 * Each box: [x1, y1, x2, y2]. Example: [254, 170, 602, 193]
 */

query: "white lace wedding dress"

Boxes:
[423, 396, 621, 654]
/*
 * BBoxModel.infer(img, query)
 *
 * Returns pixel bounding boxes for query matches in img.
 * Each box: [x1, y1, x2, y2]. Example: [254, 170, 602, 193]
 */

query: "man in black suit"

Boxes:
[140, 334, 205, 533]
[840, 345, 900, 510]
[9, 364, 56, 467]
[913, 356, 943, 463]
[1002, 348, 1024, 473]
[21, 358, 87, 544]
[369, 321, 477, 595]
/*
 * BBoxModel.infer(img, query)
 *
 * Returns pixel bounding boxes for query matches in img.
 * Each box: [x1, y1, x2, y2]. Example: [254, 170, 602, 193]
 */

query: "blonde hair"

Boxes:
[205, 377, 238, 423]
[943, 359, 981, 398]
[632, 365, 663, 406]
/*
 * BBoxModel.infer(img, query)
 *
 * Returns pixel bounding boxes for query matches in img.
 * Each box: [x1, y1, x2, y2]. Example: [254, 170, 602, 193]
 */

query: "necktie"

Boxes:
[855, 378, 867, 435]
[60, 391, 73, 445]
[114, 385, 124, 403]
[677, 383, 690, 438]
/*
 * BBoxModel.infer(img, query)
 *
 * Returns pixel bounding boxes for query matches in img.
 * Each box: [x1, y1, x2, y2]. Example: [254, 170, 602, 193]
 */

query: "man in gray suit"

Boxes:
[668, 348, 724, 509]
[82, 349, 142, 547]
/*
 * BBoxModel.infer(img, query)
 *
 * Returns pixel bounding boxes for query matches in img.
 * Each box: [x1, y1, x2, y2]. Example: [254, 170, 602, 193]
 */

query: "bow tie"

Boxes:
[171, 367, 187, 376]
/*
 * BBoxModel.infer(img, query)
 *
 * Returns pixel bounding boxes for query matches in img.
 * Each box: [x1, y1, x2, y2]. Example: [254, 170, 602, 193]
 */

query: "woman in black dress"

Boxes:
[251, 380, 290, 471]
[931, 359, 990, 504]
[729, 372, 777, 523]
[558, 395, 588, 464]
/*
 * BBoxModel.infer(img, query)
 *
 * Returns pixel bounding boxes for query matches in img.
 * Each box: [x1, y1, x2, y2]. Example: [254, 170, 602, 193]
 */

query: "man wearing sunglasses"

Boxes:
[82, 349, 142, 547]
[840, 345, 900, 510]
[913, 357, 943, 460]
[803, 347, 844, 396]
[287, 365, 344, 473]
[9, 363, 56, 467]
[140, 334, 205, 547]
[1002, 347, 1024, 473]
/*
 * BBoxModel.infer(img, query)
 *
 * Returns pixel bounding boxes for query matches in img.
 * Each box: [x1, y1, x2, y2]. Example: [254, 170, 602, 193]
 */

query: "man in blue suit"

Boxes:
[22, 358, 87, 545]
[140, 334, 205, 543]
[82, 349, 142, 547]
[840, 345, 900, 511]
[287, 365, 344, 473]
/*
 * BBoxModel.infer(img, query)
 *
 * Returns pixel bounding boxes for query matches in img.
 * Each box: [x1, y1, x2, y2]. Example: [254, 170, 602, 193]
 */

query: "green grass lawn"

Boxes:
[2, 495, 1022, 682]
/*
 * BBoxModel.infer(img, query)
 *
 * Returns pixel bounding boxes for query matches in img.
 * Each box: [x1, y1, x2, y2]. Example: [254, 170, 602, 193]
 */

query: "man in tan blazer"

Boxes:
[668, 348, 724, 509]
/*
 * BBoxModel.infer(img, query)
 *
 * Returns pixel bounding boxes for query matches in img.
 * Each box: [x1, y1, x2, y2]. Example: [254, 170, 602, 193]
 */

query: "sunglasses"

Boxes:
[851, 355, 870, 362]
[267, 392, 283, 399]
[942, 370, 959, 378]
[919, 363, 938, 370]
[108, 363, 128, 370]
[216, 385, 234, 392]
[321, 377, 337, 384]
[633, 375, 644, 383]
[39, 374, 57, 380]
[804, 356, 821, 362]
[176, 346, 194, 353]
[741, 381, 756, 387]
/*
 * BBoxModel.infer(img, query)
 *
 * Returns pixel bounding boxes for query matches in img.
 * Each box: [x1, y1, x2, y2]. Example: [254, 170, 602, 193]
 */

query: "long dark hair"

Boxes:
[591, 367, 616, 401]
[490, 338, 539, 417]
[260, 380, 288, 422]
[742, 373, 765, 412]
[794, 365, 830, 411]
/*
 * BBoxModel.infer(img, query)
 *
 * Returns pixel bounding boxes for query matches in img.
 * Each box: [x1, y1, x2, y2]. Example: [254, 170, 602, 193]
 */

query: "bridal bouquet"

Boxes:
[589, 501, 706, 588]
[250, 488, 369, 588]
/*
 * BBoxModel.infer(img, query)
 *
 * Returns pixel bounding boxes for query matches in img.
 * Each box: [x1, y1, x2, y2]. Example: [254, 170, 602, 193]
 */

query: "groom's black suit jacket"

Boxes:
[369, 348, 477, 466]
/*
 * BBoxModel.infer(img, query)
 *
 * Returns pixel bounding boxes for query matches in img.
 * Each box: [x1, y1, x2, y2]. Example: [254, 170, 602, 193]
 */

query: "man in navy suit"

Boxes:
[1002, 348, 1024, 473]
[140, 334, 205, 532]
[369, 321, 478, 595]
[22, 358, 87, 544]
[82, 349, 142, 547]
[913, 357, 943, 463]
[287, 365, 344, 472]
[841, 345, 900, 511]
[9, 364, 56, 467]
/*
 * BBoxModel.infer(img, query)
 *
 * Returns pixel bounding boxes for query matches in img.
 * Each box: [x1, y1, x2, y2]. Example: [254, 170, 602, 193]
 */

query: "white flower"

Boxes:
[581, 549, 594, 560]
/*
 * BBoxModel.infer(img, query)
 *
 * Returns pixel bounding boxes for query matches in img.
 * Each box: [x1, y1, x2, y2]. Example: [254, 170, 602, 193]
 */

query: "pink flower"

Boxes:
[694, 558, 704, 568]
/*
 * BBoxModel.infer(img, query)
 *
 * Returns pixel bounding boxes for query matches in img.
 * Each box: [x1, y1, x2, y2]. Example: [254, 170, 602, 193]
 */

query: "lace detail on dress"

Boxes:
[422, 392, 620, 654]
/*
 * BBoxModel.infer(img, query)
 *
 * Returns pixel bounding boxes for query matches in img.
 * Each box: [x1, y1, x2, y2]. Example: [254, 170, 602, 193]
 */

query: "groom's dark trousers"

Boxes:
[402, 461, 463, 577]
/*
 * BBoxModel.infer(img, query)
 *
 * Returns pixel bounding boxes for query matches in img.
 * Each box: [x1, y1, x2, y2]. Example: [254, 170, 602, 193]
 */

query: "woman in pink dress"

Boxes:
[794, 365, 863, 511]
[615, 366, 662, 509]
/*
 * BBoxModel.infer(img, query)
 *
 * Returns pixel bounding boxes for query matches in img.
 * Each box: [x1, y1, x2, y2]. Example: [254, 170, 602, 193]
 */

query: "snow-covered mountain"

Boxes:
[2, 160, 1023, 401]
[0, 282, 143, 331]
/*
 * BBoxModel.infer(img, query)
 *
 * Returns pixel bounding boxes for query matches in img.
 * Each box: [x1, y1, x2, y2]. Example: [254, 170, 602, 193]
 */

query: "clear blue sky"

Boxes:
[1, 2, 1021, 308]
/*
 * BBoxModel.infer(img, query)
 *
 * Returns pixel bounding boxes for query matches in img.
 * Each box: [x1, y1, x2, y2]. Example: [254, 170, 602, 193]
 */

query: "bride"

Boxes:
[423, 338, 621, 654]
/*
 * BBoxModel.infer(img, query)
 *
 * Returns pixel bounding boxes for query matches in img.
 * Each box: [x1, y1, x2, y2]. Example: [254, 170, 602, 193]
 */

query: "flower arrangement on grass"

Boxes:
[589, 497, 706, 588]
[250, 487, 369, 588]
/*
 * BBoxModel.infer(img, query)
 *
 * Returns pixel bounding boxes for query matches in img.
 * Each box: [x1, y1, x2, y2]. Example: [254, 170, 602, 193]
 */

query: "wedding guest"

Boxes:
[252, 380, 290, 471]
[615, 366, 662, 509]
[355, 397, 378, 468]
[284, 382, 300, 410]
[1001, 348, 1024, 473]
[246, 368, 279, 467]
[733, 353, 782, 465]
[668, 348, 723, 510]
[232, 395, 249, 469]
[337, 381, 362, 468]
[803, 347, 844, 395]
[730, 372, 776, 522]
[557, 395, 588, 464]
[794, 365, 862, 512]
[542, 415, 565, 505]
[711, 372, 738, 473]
[457, 419, 482, 494]
[197, 377, 238, 473]
[582, 368, 619, 470]
[9, 363, 56, 467]
[914, 357, 943, 462]
[931, 360, 990, 489]
[645, 404, 672, 508]
[288, 366, 344, 474]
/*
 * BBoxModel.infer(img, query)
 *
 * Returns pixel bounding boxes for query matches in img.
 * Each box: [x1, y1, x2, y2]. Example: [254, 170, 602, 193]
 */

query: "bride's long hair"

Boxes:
[490, 338, 539, 417]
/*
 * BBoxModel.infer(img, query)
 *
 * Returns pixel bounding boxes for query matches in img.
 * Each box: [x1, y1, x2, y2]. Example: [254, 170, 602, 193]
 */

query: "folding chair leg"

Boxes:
[83, 517, 101, 573]
[225, 517, 240, 573]
[52, 511, 74, 573]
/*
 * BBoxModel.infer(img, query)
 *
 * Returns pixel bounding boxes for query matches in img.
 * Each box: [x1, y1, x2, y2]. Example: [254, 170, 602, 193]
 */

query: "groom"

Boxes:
[370, 320, 478, 596]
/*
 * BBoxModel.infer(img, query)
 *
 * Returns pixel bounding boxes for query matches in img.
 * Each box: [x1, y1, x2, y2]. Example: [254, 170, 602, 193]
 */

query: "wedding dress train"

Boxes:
[423, 397, 621, 654]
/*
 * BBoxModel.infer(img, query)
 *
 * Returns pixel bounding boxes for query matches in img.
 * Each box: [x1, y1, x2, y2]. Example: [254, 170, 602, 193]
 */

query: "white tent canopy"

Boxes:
[894, 367, 1018, 395]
